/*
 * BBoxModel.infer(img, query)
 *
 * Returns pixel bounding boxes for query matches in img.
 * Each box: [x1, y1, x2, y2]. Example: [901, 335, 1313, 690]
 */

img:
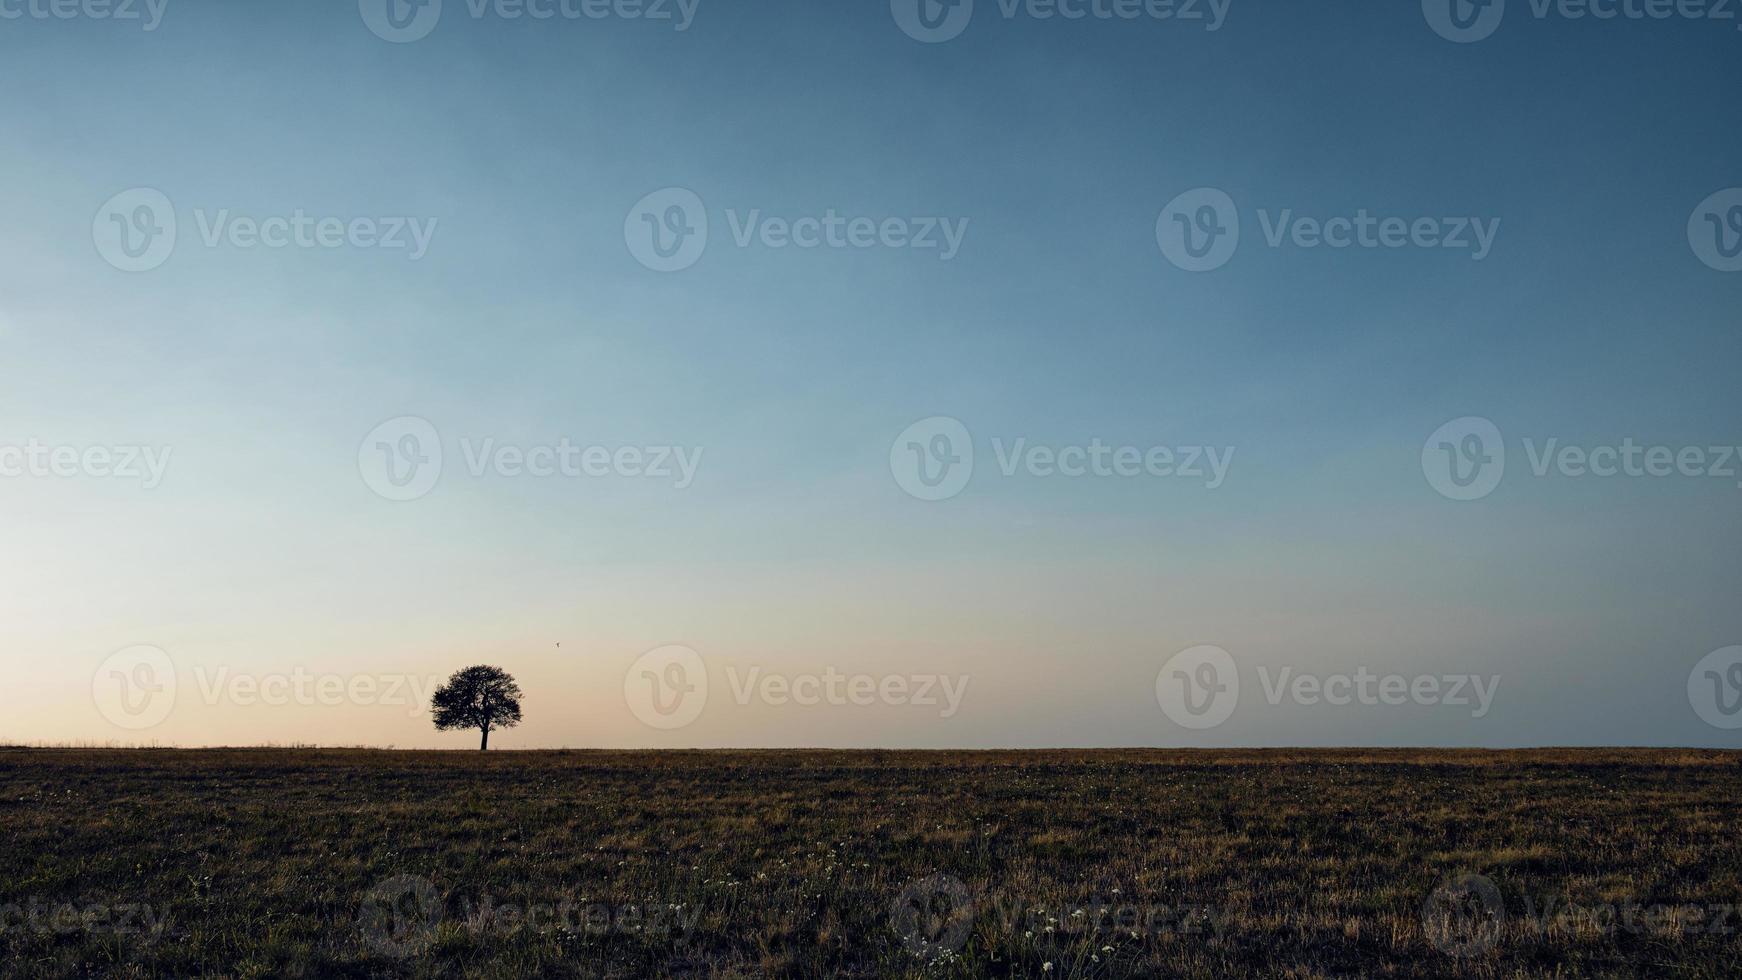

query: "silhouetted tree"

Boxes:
[430, 665, 522, 750]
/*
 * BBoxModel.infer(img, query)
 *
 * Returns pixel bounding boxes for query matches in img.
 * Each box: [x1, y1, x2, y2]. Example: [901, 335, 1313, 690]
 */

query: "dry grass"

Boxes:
[1, 748, 1738, 977]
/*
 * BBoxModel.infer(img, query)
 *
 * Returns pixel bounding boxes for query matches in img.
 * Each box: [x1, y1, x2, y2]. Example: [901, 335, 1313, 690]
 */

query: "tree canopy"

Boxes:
[430, 665, 523, 750]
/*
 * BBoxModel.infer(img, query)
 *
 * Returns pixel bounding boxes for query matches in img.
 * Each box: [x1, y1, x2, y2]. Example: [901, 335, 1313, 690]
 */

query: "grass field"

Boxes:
[2, 748, 1739, 978]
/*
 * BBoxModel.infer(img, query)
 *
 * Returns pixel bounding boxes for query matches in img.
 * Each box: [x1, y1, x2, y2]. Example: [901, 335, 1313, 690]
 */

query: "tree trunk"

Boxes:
[480, 727, 489, 751]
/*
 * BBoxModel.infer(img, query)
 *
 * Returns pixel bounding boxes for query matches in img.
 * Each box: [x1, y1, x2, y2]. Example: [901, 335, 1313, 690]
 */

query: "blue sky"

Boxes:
[1, 0, 1738, 747]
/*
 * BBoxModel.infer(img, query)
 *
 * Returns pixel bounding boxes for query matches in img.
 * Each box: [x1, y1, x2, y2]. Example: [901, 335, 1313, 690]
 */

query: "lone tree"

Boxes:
[430, 665, 523, 750]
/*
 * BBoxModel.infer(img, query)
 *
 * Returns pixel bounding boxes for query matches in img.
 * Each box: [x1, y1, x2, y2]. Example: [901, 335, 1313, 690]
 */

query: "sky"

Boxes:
[1, 0, 1738, 748]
